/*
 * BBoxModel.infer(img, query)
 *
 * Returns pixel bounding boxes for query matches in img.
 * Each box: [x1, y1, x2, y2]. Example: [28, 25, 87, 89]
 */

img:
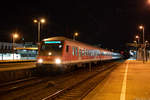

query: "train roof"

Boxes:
[43, 36, 71, 41]
[42, 36, 114, 53]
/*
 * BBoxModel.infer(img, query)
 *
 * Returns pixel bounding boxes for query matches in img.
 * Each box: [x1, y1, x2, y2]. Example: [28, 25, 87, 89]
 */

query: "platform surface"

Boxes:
[83, 60, 150, 100]
[0, 62, 36, 71]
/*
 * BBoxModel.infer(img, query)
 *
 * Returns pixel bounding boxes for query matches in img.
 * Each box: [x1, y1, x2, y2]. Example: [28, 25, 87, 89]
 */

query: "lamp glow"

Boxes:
[139, 26, 144, 29]
[33, 19, 38, 23]
[136, 35, 139, 39]
[13, 34, 19, 38]
[48, 52, 52, 56]
[74, 32, 78, 36]
[148, 0, 150, 4]
[40, 19, 45, 23]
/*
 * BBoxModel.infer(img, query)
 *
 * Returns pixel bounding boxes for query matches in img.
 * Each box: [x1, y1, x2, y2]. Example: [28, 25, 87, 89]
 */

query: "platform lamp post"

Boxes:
[73, 32, 79, 40]
[139, 25, 145, 63]
[145, 40, 149, 61]
[33, 18, 45, 44]
[135, 35, 140, 60]
[12, 33, 19, 60]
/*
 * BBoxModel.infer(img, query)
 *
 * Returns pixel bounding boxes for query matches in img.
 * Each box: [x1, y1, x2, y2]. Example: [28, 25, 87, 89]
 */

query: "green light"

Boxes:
[44, 41, 61, 44]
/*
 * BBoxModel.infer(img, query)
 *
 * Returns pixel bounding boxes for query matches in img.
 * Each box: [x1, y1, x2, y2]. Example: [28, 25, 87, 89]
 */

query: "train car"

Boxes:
[36, 36, 121, 72]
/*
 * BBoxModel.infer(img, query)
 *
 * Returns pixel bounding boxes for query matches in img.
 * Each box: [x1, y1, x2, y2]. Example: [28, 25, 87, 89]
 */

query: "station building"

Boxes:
[0, 42, 38, 60]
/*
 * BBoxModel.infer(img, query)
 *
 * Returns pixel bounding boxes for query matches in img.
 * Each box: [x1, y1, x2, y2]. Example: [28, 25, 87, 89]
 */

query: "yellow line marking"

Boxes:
[120, 61, 129, 100]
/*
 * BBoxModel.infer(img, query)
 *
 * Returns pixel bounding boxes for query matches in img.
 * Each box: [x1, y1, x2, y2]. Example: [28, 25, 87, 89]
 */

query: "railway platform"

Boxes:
[0, 62, 36, 83]
[83, 60, 150, 100]
[0, 59, 36, 63]
[0, 62, 36, 72]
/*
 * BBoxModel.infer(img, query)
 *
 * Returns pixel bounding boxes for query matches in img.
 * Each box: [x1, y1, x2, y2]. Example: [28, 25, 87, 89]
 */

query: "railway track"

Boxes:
[0, 65, 93, 100]
[0, 61, 122, 100]
[42, 62, 120, 100]
[0, 76, 50, 94]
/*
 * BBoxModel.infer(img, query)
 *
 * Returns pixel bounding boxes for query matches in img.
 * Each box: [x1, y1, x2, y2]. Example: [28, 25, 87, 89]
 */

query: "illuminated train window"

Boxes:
[72, 47, 75, 56]
[79, 49, 81, 57]
[82, 49, 84, 56]
[75, 48, 78, 56]
[72, 47, 78, 56]
[85, 49, 87, 56]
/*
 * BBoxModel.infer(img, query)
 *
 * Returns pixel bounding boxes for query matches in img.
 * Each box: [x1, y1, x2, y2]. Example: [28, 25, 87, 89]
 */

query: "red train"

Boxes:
[36, 37, 121, 72]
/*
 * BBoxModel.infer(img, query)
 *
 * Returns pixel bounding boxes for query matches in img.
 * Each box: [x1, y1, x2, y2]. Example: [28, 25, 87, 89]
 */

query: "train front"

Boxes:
[36, 40, 64, 72]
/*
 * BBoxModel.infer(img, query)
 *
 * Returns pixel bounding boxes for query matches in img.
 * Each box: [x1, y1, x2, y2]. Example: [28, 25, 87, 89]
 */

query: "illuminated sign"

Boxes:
[44, 41, 61, 44]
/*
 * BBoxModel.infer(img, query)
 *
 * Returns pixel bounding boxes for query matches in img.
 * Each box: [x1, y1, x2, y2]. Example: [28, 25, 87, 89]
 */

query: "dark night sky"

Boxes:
[0, 0, 150, 50]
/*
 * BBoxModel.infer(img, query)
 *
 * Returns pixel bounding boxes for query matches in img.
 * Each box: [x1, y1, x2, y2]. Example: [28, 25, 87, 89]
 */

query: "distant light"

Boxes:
[74, 32, 79, 36]
[40, 19, 45, 23]
[44, 41, 61, 44]
[23, 50, 27, 52]
[135, 35, 139, 39]
[33, 19, 38, 23]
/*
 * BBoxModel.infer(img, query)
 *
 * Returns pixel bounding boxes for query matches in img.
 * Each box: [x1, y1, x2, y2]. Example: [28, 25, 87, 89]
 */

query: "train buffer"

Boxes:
[83, 60, 150, 100]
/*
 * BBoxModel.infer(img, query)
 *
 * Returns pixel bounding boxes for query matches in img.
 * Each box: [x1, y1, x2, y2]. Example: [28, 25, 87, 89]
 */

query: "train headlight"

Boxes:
[55, 58, 61, 64]
[37, 59, 43, 63]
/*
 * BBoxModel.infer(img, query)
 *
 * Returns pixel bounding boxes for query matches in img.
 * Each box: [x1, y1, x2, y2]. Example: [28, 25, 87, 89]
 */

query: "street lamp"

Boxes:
[139, 25, 145, 63]
[148, 0, 150, 4]
[135, 35, 140, 44]
[73, 32, 79, 40]
[135, 35, 140, 60]
[12, 33, 19, 60]
[139, 25, 144, 44]
[33, 18, 45, 44]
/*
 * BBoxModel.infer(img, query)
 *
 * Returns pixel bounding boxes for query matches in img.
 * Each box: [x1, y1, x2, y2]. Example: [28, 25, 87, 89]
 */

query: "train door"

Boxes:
[64, 44, 71, 62]
[71, 46, 78, 61]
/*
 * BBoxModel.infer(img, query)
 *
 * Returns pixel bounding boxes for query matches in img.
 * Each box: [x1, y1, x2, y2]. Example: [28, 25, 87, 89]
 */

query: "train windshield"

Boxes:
[39, 41, 63, 56]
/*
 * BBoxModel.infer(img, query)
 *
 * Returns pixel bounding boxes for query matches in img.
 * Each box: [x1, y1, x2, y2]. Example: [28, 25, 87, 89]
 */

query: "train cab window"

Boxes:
[66, 45, 69, 52]
[40, 43, 63, 56]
